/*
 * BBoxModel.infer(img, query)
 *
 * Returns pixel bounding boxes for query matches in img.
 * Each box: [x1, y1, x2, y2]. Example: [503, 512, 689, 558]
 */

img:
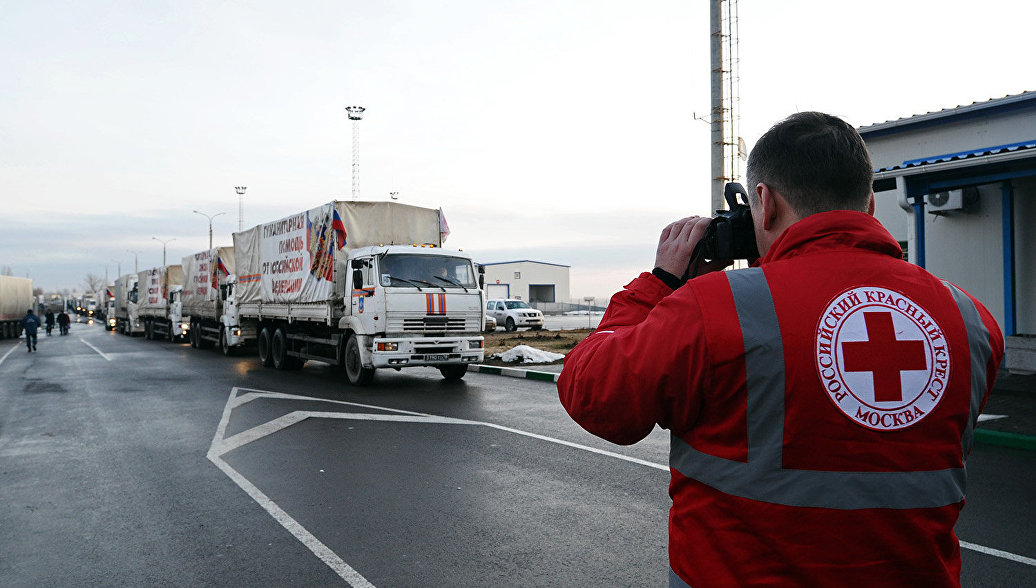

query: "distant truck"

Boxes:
[0, 276, 33, 339]
[101, 285, 116, 330]
[136, 265, 187, 341]
[181, 246, 238, 354]
[113, 273, 145, 336]
[233, 200, 486, 384]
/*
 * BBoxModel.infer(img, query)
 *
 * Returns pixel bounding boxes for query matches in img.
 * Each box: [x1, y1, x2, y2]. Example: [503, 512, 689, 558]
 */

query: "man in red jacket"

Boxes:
[558, 111, 1004, 587]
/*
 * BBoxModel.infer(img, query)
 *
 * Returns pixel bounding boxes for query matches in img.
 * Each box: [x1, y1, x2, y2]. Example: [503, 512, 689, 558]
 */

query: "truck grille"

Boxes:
[387, 312, 480, 334]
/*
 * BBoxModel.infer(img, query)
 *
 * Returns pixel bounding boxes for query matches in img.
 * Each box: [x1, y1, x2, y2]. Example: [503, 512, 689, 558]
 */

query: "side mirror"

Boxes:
[352, 269, 363, 291]
[478, 264, 485, 289]
[351, 258, 364, 269]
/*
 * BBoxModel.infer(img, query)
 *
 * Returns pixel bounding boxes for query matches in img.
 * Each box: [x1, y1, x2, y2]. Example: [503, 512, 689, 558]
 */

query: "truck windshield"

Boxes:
[379, 254, 478, 289]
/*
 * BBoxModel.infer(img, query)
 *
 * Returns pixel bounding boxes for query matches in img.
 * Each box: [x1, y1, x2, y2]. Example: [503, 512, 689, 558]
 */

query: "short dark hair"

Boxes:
[745, 111, 873, 217]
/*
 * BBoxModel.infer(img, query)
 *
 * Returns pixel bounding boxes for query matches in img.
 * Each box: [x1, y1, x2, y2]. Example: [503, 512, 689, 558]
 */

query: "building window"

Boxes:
[514, 272, 521, 279]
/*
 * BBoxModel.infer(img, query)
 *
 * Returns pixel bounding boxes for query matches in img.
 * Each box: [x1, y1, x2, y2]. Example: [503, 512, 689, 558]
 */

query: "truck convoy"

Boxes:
[0, 276, 33, 339]
[136, 265, 187, 341]
[232, 200, 485, 384]
[180, 246, 237, 353]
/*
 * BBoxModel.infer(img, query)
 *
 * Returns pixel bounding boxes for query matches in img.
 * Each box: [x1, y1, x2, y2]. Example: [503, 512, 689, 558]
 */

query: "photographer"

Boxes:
[558, 111, 1004, 587]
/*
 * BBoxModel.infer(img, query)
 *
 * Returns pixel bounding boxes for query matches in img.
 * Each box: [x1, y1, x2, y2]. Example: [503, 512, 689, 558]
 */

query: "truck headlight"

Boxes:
[469, 339, 484, 349]
[377, 342, 398, 352]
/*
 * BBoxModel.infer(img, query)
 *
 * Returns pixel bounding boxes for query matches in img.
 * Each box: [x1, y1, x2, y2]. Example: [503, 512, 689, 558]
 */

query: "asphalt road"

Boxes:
[0, 317, 1032, 586]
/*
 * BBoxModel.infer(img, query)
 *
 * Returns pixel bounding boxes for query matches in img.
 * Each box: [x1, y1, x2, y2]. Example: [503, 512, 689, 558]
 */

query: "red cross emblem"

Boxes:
[841, 312, 927, 402]
[815, 287, 946, 431]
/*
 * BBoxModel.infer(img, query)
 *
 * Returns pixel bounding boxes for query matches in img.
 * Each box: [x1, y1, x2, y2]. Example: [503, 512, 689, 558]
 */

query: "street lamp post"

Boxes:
[152, 237, 176, 267]
[127, 250, 143, 274]
[193, 209, 226, 250]
[583, 296, 595, 329]
[235, 186, 247, 231]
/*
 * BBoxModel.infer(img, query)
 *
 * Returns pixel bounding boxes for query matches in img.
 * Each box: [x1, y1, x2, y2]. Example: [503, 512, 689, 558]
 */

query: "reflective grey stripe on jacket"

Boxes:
[669, 268, 992, 510]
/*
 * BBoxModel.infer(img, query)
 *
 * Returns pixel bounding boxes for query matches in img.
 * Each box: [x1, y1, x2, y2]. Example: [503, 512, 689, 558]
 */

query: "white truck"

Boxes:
[233, 200, 486, 384]
[114, 273, 145, 336]
[101, 285, 117, 330]
[181, 246, 241, 354]
[0, 276, 33, 340]
[136, 265, 188, 341]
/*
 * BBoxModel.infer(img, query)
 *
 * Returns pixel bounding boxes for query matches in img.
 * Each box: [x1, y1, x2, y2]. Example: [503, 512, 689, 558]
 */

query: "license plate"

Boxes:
[425, 354, 448, 361]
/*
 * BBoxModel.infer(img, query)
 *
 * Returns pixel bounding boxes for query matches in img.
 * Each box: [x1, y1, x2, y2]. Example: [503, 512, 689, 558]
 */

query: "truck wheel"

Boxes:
[439, 364, 468, 381]
[220, 329, 236, 356]
[144, 321, 152, 340]
[505, 317, 516, 332]
[258, 327, 274, 367]
[343, 334, 375, 386]
[272, 328, 291, 370]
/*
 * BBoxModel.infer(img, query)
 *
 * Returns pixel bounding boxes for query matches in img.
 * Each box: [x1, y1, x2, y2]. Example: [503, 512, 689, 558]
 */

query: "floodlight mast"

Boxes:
[346, 106, 365, 200]
[235, 186, 247, 231]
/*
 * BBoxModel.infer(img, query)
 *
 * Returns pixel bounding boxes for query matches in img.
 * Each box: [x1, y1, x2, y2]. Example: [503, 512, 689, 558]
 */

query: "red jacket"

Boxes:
[558, 211, 1004, 587]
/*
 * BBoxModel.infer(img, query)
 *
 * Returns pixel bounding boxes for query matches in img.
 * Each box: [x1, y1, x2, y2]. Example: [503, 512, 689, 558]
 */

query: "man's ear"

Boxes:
[757, 183, 780, 231]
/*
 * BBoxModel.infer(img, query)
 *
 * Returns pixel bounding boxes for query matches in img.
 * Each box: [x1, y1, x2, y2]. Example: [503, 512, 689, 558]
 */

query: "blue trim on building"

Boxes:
[480, 260, 571, 268]
[901, 140, 1036, 168]
[1002, 183, 1016, 336]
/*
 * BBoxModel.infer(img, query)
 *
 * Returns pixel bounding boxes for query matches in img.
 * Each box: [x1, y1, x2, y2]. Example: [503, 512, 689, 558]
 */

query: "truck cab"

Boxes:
[339, 245, 486, 383]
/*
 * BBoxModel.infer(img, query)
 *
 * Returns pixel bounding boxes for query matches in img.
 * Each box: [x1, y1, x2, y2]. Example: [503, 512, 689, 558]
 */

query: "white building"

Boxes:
[480, 260, 570, 311]
[859, 91, 1036, 374]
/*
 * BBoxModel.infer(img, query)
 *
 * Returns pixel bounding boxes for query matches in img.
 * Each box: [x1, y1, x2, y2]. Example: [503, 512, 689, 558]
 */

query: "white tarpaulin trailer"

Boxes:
[234, 201, 444, 306]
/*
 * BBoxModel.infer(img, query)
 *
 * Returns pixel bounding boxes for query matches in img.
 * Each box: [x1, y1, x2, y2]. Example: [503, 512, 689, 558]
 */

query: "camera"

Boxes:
[682, 182, 759, 280]
[699, 182, 759, 262]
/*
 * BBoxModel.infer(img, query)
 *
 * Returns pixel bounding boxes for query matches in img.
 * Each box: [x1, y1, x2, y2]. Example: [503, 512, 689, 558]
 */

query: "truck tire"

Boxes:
[219, 329, 236, 356]
[144, 320, 152, 340]
[505, 317, 516, 332]
[343, 333, 375, 386]
[272, 328, 292, 370]
[439, 364, 468, 381]
[258, 327, 274, 367]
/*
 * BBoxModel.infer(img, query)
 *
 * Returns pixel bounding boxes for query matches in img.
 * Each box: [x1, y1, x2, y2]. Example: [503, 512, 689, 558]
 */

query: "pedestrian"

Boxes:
[22, 309, 41, 352]
[45, 310, 55, 336]
[57, 310, 70, 335]
[558, 112, 1005, 587]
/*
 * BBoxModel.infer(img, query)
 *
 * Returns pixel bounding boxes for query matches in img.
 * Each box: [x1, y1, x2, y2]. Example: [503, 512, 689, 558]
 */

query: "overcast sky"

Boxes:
[2, 0, 1031, 297]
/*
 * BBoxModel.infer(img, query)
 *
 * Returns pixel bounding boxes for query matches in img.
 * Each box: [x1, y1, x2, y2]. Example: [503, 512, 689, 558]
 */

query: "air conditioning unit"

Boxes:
[925, 189, 964, 211]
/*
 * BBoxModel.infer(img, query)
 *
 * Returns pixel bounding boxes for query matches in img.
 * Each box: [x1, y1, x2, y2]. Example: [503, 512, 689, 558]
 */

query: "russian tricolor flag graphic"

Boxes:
[217, 256, 230, 276]
[332, 209, 347, 250]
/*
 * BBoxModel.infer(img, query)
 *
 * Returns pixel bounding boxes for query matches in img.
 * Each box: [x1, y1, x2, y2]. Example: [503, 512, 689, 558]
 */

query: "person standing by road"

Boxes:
[57, 310, 71, 336]
[22, 309, 41, 352]
[558, 112, 1004, 587]
[44, 310, 55, 336]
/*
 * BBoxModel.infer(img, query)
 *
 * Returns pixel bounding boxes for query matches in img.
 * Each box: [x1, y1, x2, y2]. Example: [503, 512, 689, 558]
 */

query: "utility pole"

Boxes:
[193, 209, 226, 250]
[346, 106, 365, 200]
[127, 250, 143, 273]
[709, 0, 742, 213]
[152, 237, 175, 267]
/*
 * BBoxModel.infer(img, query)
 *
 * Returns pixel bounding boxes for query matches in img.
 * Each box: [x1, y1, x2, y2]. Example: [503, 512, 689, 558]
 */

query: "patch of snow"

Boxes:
[493, 344, 564, 364]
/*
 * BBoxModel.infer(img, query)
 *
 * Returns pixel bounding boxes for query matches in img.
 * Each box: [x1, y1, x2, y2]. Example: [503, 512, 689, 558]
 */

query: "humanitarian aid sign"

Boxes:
[258, 203, 346, 303]
[815, 287, 949, 431]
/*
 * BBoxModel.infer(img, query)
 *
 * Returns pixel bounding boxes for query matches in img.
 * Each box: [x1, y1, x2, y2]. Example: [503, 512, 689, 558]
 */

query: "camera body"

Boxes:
[699, 182, 759, 262]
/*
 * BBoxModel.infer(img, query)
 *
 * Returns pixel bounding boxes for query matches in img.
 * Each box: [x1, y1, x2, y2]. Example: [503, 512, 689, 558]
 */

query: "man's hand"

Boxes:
[654, 216, 730, 279]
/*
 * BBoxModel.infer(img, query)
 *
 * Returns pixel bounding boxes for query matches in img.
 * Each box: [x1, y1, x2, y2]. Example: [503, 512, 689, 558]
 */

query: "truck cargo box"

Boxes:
[182, 247, 234, 319]
[234, 201, 443, 307]
[0, 276, 33, 321]
[136, 265, 184, 316]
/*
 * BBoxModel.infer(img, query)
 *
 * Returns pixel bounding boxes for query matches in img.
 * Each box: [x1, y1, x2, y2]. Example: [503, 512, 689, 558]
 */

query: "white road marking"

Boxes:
[960, 541, 1036, 566]
[80, 339, 113, 361]
[0, 343, 19, 367]
[209, 386, 1036, 583]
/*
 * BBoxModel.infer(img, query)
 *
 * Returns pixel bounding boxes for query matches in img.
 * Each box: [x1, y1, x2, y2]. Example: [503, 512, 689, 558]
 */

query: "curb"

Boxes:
[470, 365, 1035, 451]
[471, 364, 560, 383]
[974, 428, 1036, 451]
